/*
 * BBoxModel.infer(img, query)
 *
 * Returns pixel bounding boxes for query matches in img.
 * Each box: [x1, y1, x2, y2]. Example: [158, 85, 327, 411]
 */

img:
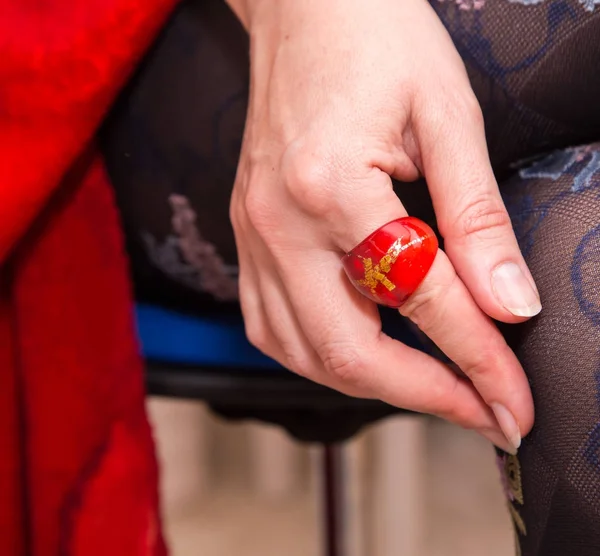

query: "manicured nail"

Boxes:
[477, 428, 518, 455]
[491, 403, 521, 453]
[491, 262, 541, 317]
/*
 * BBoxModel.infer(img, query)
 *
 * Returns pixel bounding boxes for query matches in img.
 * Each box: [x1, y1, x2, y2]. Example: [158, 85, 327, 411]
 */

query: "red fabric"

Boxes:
[0, 1, 177, 554]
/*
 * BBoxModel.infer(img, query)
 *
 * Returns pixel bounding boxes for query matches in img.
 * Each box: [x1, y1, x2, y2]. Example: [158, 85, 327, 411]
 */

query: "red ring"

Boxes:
[341, 217, 438, 308]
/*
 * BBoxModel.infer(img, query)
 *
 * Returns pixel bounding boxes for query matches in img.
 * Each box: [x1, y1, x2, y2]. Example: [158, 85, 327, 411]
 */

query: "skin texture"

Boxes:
[225, 0, 539, 452]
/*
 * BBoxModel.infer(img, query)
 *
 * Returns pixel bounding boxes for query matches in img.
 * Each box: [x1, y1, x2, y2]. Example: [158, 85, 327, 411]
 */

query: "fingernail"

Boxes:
[490, 403, 521, 453]
[491, 262, 542, 317]
[477, 428, 518, 455]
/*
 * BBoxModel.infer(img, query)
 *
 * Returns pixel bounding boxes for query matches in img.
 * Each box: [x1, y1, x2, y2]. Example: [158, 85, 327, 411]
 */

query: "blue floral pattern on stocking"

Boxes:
[519, 147, 600, 192]
[573, 225, 600, 467]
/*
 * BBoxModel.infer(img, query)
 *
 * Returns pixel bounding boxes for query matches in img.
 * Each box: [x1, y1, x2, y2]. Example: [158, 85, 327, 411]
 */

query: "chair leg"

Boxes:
[313, 437, 368, 556]
[323, 444, 343, 556]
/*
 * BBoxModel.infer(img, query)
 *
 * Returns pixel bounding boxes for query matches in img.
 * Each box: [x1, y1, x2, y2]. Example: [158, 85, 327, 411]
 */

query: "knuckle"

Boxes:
[280, 144, 340, 219]
[284, 350, 314, 379]
[244, 323, 271, 355]
[463, 94, 484, 127]
[229, 196, 244, 234]
[400, 272, 457, 332]
[448, 89, 484, 126]
[423, 376, 479, 429]
[400, 286, 437, 323]
[426, 375, 462, 418]
[321, 343, 367, 386]
[459, 353, 496, 388]
[460, 340, 505, 382]
[450, 194, 513, 241]
[428, 86, 483, 129]
[243, 189, 277, 235]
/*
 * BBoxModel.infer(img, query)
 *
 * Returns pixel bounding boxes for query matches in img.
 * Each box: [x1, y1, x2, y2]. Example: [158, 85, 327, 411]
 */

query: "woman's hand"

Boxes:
[227, 0, 539, 452]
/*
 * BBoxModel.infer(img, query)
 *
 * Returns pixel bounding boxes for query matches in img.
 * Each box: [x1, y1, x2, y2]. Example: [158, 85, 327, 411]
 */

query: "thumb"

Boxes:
[416, 93, 542, 322]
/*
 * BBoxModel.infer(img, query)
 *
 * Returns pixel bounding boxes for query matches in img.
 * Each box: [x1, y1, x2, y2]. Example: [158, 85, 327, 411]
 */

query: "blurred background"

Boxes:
[148, 398, 516, 556]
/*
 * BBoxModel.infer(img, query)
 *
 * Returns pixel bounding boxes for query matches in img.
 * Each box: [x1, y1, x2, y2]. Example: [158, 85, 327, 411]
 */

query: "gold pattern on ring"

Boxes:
[357, 236, 419, 294]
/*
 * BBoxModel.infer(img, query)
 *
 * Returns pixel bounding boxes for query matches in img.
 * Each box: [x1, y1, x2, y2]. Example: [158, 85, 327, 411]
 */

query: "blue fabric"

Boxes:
[135, 303, 423, 368]
[135, 303, 282, 368]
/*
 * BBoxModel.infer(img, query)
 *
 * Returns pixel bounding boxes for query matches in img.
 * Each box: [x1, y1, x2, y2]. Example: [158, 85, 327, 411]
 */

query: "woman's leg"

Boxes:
[498, 145, 600, 556]
[426, 5, 600, 553]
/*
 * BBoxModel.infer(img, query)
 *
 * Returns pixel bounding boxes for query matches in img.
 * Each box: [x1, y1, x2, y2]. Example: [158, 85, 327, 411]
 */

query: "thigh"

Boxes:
[498, 143, 600, 556]
[431, 0, 600, 175]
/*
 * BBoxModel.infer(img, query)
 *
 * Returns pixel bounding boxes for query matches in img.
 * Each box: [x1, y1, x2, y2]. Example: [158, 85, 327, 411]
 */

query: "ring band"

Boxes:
[341, 217, 438, 308]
